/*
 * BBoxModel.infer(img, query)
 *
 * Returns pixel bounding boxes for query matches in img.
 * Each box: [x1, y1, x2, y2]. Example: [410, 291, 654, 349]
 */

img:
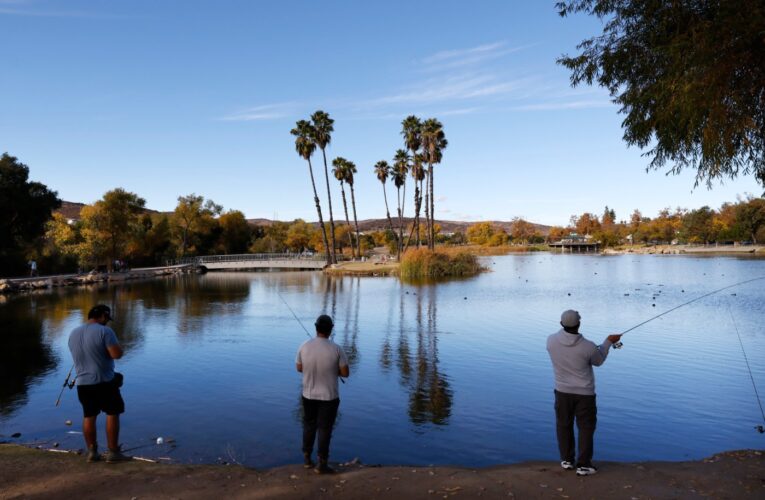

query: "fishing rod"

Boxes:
[613, 276, 765, 348]
[726, 298, 765, 434]
[55, 365, 76, 407]
[277, 291, 345, 383]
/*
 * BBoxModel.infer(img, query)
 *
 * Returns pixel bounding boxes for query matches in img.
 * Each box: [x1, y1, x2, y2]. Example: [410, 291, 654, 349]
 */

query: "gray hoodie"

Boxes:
[546, 329, 613, 396]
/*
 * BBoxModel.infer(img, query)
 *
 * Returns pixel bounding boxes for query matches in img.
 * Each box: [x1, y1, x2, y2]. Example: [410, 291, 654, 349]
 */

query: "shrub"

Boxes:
[399, 248, 482, 279]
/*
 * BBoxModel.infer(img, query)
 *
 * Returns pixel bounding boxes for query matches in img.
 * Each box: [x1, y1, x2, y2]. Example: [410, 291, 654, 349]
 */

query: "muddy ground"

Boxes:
[1, 445, 763, 499]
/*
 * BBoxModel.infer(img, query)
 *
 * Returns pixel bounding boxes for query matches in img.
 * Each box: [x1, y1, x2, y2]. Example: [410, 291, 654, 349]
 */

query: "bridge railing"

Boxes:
[173, 253, 330, 266]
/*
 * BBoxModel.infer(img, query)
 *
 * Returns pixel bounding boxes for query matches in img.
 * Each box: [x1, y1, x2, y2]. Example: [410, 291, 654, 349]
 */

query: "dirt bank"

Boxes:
[1, 445, 762, 499]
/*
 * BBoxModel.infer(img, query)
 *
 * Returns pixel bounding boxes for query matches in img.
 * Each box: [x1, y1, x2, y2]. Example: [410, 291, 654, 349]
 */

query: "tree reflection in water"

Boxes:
[393, 284, 453, 426]
[0, 302, 55, 416]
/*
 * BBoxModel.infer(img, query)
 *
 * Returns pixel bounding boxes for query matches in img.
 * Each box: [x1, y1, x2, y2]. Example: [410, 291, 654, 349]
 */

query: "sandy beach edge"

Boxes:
[1, 444, 762, 499]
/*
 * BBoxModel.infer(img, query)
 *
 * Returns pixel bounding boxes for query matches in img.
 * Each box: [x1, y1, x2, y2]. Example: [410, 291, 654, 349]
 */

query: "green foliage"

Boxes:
[557, 0, 765, 188]
[216, 210, 252, 254]
[171, 194, 222, 257]
[0, 153, 61, 275]
[79, 188, 146, 269]
[399, 248, 481, 279]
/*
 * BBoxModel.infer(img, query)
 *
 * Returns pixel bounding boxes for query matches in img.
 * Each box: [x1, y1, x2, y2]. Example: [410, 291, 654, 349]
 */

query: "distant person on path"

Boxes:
[28, 259, 37, 277]
[68, 304, 130, 463]
[295, 314, 349, 474]
[546, 310, 622, 476]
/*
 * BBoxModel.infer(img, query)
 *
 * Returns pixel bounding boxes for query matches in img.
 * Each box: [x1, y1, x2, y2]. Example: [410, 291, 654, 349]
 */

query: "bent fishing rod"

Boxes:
[613, 276, 765, 347]
[277, 291, 346, 384]
[611, 275, 765, 433]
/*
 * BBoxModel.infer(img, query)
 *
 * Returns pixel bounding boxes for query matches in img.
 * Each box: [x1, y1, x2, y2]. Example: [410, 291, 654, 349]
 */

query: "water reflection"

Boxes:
[391, 284, 453, 425]
[0, 304, 56, 416]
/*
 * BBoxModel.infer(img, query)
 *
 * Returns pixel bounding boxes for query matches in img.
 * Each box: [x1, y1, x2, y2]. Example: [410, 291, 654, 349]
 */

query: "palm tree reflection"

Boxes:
[392, 284, 452, 425]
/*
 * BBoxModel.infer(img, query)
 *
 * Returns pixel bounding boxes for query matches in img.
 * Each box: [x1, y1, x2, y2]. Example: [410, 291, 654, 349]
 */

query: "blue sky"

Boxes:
[1, 0, 761, 226]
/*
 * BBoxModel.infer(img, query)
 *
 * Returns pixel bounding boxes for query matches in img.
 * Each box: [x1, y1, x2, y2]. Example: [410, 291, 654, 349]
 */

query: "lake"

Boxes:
[1, 253, 764, 468]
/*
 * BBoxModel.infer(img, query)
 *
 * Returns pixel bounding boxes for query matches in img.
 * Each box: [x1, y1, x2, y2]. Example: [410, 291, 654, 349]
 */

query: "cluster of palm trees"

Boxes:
[291, 111, 361, 265]
[375, 115, 448, 257]
[291, 111, 446, 265]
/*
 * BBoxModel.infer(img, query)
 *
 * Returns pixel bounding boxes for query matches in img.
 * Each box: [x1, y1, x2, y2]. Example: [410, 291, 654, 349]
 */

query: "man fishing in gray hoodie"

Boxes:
[546, 310, 622, 476]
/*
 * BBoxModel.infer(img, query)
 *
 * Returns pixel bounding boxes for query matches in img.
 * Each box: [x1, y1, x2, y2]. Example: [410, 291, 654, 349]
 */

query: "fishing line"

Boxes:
[276, 291, 312, 339]
[614, 276, 765, 343]
[726, 297, 765, 433]
[277, 291, 345, 383]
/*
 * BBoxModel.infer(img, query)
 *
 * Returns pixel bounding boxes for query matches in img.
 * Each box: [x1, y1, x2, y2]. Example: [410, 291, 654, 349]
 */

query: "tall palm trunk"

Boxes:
[338, 181, 355, 259]
[396, 186, 403, 260]
[307, 158, 331, 264]
[320, 148, 337, 264]
[382, 184, 395, 239]
[399, 182, 406, 256]
[428, 164, 435, 250]
[403, 183, 420, 252]
[349, 184, 361, 259]
[424, 174, 431, 249]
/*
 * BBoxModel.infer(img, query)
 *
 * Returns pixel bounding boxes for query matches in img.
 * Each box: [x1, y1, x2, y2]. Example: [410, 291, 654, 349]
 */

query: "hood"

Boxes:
[555, 328, 582, 346]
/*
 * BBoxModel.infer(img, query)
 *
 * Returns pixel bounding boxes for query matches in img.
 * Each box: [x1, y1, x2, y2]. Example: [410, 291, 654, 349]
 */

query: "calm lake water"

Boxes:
[1, 254, 764, 468]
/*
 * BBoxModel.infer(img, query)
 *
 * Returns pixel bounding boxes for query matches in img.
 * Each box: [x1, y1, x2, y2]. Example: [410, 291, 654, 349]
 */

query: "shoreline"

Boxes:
[1, 444, 762, 499]
[0, 265, 196, 296]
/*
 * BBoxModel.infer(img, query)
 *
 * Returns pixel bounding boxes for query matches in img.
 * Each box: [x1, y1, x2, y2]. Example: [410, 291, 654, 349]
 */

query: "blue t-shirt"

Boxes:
[68, 323, 119, 385]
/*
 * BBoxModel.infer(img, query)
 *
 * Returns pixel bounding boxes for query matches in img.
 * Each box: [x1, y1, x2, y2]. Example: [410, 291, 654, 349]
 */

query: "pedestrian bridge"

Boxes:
[180, 253, 328, 272]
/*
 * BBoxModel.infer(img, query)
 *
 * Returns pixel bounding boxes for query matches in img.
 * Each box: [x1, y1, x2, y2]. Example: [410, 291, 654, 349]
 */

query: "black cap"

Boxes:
[314, 314, 334, 334]
[88, 304, 112, 320]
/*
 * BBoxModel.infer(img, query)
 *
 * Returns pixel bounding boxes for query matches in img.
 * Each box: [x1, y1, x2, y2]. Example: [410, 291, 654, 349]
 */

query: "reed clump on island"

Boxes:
[399, 248, 482, 279]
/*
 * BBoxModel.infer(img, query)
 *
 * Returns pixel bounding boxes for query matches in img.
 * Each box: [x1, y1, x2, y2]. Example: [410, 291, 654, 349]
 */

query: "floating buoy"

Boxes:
[156, 437, 164, 445]
[65, 420, 72, 426]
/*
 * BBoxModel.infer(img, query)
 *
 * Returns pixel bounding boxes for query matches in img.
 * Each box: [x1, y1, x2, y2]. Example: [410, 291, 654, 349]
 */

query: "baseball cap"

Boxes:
[560, 309, 581, 328]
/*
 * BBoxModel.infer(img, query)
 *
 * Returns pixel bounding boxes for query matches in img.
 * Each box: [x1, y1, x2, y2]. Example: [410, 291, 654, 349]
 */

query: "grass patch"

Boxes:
[399, 248, 483, 279]
[438, 244, 548, 256]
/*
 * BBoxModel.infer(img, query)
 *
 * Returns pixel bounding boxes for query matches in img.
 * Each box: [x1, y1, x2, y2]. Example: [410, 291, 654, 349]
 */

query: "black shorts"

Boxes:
[77, 381, 125, 417]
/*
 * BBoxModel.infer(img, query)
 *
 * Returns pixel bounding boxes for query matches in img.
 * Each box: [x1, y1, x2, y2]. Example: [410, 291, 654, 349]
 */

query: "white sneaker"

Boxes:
[560, 461, 574, 470]
[576, 465, 598, 476]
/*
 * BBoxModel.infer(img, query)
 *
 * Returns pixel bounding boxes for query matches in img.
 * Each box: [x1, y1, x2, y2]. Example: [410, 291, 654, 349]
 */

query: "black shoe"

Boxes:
[314, 461, 335, 474]
[303, 453, 315, 469]
[106, 447, 132, 463]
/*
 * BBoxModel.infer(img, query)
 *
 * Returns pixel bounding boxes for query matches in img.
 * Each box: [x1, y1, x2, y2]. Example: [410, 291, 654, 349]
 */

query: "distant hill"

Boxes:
[57, 201, 551, 234]
[247, 216, 551, 235]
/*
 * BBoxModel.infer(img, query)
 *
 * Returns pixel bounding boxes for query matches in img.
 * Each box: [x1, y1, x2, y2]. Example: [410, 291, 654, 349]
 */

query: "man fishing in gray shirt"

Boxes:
[546, 309, 622, 476]
[296, 314, 349, 474]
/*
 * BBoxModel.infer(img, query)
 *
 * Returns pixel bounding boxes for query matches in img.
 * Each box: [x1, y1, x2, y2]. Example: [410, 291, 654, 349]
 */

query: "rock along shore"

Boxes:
[0, 265, 196, 295]
[0, 445, 762, 499]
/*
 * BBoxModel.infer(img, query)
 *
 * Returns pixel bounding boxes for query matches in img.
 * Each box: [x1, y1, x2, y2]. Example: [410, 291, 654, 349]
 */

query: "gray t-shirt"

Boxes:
[68, 323, 119, 386]
[296, 337, 348, 401]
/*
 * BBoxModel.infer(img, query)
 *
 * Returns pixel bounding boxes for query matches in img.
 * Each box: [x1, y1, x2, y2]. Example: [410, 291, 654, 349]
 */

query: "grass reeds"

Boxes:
[399, 248, 483, 279]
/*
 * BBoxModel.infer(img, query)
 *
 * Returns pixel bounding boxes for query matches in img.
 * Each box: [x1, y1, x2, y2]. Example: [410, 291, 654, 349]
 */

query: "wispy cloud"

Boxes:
[421, 41, 533, 72]
[360, 74, 535, 108]
[219, 103, 297, 122]
[510, 100, 612, 111]
[0, 1, 118, 18]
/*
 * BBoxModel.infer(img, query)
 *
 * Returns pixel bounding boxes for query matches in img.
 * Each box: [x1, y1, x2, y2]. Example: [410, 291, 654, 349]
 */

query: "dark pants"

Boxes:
[302, 397, 340, 460]
[554, 390, 597, 467]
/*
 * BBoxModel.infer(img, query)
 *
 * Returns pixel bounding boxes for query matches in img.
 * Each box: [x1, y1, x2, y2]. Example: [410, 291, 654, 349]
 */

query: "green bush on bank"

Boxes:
[399, 248, 482, 279]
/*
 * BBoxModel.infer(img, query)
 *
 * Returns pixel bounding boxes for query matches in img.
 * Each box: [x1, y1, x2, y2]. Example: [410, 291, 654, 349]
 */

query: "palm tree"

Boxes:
[421, 118, 447, 250]
[404, 153, 426, 250]
[332, 157, 355, 259]
[401, 115, 423, 248]
[290, 120, 331, 264]
[374, 160, 396, 242]
[311, 110, 337, 264]
[344, 160, 361, 259]
[393, 149, 410, 257]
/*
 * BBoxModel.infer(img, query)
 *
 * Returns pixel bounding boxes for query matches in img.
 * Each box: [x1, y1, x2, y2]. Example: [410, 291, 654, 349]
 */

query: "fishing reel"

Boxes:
[66, 378, 76, 389]
[756, 425, 764, 434]
[613, 341, 624, 349]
